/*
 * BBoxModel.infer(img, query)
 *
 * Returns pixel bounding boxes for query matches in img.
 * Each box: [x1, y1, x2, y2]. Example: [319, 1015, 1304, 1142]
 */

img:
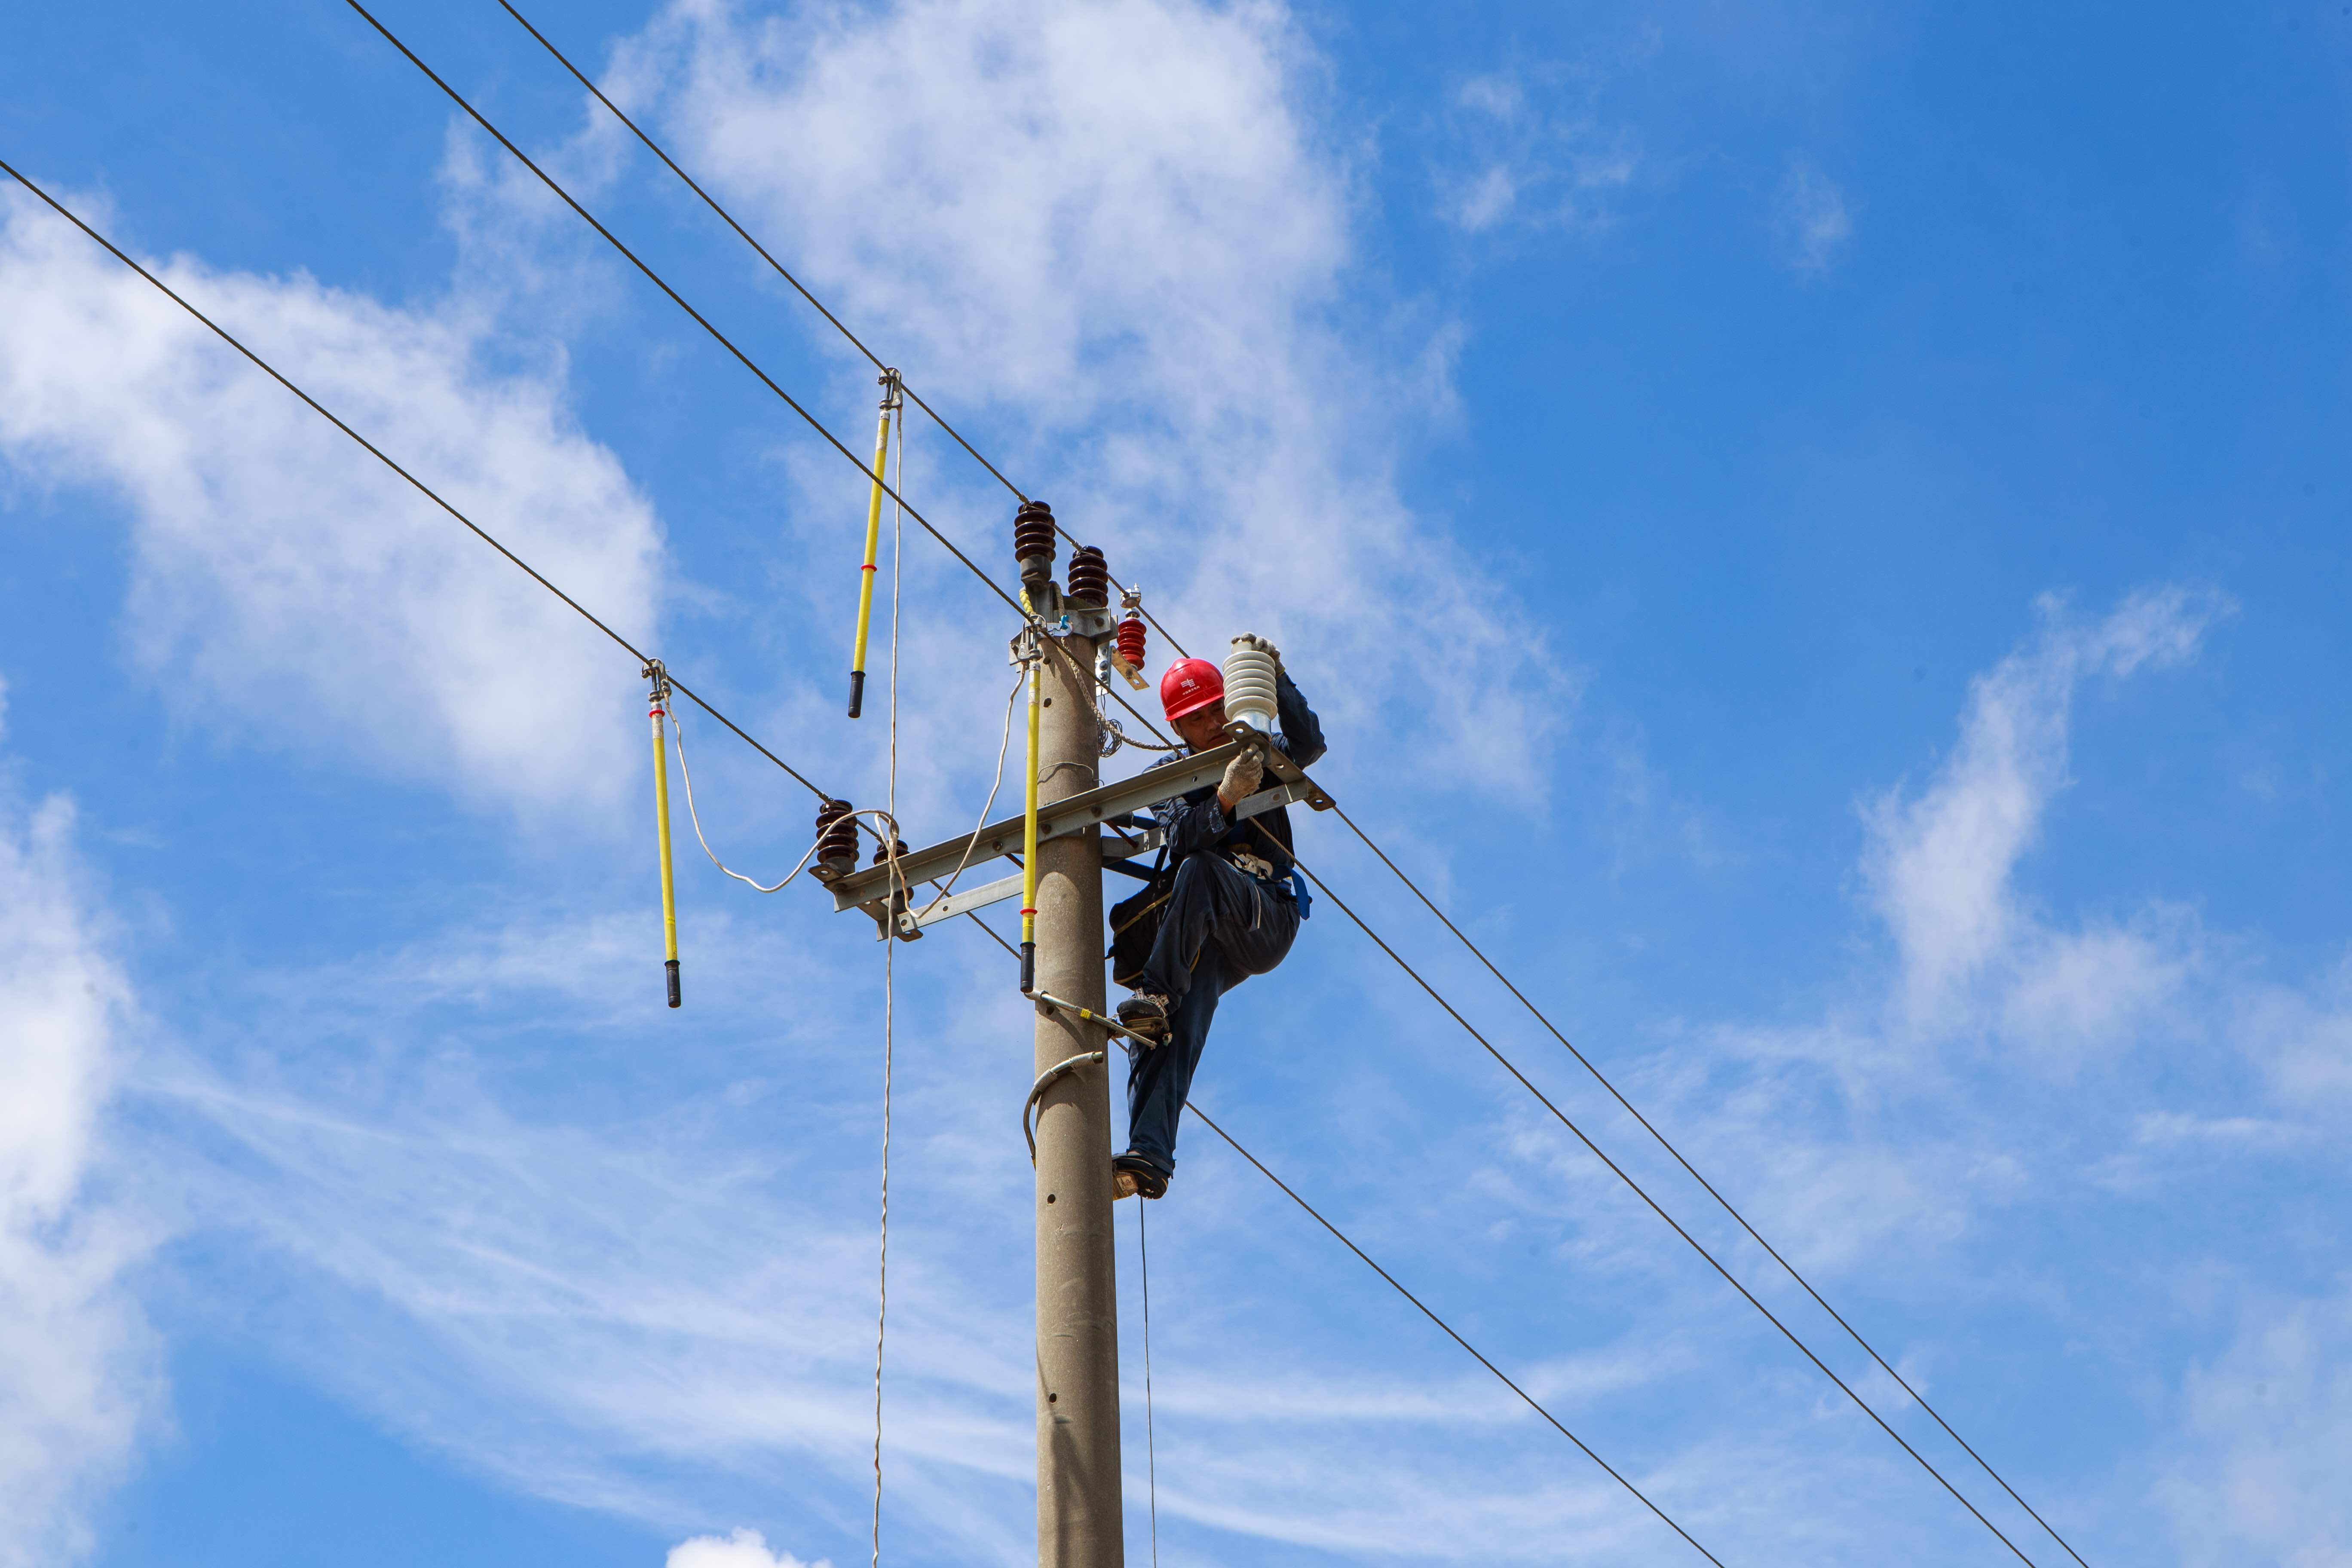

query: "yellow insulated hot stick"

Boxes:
[1018, 652, 1042, 992]
[646, 662, 682, 1008]
[847, 370, 900, 718]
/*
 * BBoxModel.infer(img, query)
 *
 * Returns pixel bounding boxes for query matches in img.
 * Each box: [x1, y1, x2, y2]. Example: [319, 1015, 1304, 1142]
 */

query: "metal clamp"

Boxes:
[1024, 1048, 1108, 1165]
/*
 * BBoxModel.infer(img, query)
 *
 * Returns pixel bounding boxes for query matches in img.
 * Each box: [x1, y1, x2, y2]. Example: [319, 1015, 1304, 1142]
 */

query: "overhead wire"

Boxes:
[53, 5, 2063, 1545]
[0, 156, 841, 812]
[343, 0, 1029, 627]
[937, 907, 1721, 1564]
[482, 0, 1195, 665]
[1183, 1101, 1729, 1568]
[1255, 820, 2049, 1568]
[1322, 802, 2092, 1568]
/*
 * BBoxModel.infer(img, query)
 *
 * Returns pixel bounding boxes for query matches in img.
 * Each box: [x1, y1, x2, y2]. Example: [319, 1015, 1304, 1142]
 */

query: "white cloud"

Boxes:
[668, 1529, 826, 1568]
[1773, 159, 1852, 276]
[2164, 1289, 2352, 1567]
[1862, 588, 2222, 1038]
[0, 184, 665, 826]
[606, 0, 1568, 797]
[0, 729, 161, 1568]
[1431, 64, 1638, 237]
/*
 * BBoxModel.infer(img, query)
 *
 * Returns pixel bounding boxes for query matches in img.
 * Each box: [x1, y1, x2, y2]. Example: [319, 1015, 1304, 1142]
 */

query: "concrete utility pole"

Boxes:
[1028, 619, 1125, 1568]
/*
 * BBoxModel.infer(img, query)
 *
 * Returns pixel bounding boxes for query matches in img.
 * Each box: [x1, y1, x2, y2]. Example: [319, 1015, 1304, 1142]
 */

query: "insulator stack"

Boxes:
[814, 798, 859, 879]
[871, 836, 912, 866]
[1222, 640, 1279, 738]
[1066, 544, 1109, 608]
[1115, 614, 1147, 673]
[1013, 500, 1057, 585]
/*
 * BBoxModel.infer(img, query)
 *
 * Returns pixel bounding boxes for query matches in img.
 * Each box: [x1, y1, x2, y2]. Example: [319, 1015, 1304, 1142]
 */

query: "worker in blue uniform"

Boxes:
[1111, 634, 1323, 1200]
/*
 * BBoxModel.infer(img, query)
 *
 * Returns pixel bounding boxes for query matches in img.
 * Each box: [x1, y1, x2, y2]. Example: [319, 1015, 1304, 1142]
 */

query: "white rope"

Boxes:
[1140, 1202, 1161, 1568]
[907, 667, 1026, 922]
[872, 382, 905, 1568]
[670, 709, 825, 891]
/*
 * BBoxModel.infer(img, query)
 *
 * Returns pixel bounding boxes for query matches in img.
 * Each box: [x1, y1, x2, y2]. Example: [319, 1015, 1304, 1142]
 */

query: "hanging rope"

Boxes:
[1139, 1203, 1161, 1568]
[872, 390, 907, 1568]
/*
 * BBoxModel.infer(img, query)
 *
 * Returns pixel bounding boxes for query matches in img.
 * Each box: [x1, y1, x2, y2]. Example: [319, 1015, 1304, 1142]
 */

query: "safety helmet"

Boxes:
[1160, 657, 1225, 723]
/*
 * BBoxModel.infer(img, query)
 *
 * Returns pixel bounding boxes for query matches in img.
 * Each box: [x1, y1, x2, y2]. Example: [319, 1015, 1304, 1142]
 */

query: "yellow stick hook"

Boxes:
[1019, 641, 1042, 992]
[848, 370, 900, 718]
[646, 662, 681, 1008]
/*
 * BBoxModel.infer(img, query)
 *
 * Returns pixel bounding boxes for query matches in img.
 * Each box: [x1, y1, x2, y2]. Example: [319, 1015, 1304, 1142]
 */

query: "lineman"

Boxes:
[1110, 634, 1325, 1200]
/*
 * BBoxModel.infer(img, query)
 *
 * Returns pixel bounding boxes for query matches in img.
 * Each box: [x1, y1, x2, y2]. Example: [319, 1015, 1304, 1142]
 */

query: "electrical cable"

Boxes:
[344, 0, 1030, 628]
[1182, 1100, 1728, 1568]
[670, 710, 826, 891]
[481, 0, 1195, 664]
[1323, 802, 2092, 1568]
[941, 909, 1717, 1565]
[1257, 821, 2048, 1568]
[908, 669, 1026, 923]
[0, 156, 842, 812]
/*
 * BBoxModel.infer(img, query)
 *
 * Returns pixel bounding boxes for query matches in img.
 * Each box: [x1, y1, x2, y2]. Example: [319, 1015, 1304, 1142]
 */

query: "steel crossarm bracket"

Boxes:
[829, 740, 1241, 913]
[824, 743, 1334, 931]
[891, 779, 1316, 932]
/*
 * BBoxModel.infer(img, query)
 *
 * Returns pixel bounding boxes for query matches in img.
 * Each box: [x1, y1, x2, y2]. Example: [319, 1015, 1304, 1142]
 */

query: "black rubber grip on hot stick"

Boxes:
[665, 959, 681, 1009]
[847, 669, 866, 719]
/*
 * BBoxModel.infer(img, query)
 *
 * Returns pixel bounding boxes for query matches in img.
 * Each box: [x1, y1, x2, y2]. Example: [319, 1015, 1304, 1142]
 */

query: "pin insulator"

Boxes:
[1066, 544, 1109, 608]
[871, 836, 911, 866]
[814, 798, 859, 880]
[1013, 500, 1057, 584]
[1115, 614, 1147, 673]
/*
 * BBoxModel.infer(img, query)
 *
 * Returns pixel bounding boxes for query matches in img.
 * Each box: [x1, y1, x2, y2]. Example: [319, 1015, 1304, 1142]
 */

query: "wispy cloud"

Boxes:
[0, 184, 664, 827]
[1774, 158, 1853, 276]
[0, 690, 162, 1568]
[1430, 63, 1639, 238]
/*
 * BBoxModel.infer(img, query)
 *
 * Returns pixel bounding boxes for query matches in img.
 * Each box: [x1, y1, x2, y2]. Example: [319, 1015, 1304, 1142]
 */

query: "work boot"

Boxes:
[1112, 1153, 1168, 1201]
[1116, 992, 1171, 1044]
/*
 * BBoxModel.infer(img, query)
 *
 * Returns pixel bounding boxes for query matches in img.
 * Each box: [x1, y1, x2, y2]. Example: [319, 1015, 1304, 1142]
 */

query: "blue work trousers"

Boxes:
[1124, 853, 1298, 1175]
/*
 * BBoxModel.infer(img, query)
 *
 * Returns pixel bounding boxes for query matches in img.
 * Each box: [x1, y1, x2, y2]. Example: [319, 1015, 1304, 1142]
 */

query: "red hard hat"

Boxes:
[1160, 658, 1225, 723]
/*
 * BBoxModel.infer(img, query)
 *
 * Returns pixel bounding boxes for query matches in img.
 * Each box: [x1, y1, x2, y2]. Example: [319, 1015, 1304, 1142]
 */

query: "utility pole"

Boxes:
[1022, 514, 1125, 1568]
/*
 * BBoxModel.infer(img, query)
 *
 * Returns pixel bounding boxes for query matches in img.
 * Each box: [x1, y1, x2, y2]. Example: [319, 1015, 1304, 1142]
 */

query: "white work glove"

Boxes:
[1219, 747, 1265, 808]
[1231, 631, 1282, 668]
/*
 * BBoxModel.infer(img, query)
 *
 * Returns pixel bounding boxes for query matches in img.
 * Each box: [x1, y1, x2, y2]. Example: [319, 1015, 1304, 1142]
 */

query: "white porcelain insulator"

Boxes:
[1222, 644, 1279, 738]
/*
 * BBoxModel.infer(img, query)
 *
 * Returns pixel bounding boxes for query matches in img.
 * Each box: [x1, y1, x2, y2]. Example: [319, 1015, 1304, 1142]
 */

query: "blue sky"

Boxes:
[2, 1, 2348, 1565]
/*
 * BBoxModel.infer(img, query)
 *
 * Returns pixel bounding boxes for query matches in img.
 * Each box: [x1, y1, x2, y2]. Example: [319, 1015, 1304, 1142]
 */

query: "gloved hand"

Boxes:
[1219, 746, 1265, 808]
[1232, 631, 1282, 668]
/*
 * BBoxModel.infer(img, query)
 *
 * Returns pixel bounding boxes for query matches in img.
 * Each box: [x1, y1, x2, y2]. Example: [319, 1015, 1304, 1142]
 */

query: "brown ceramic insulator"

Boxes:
[1066, 544, 1109, 608]
[815, 798, 859, 879]
[1013, 500, 1057, 582]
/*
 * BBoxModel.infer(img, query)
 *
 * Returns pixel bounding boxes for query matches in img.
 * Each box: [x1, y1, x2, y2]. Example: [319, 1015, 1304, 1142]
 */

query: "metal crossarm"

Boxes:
[824, 741, 1331, 933]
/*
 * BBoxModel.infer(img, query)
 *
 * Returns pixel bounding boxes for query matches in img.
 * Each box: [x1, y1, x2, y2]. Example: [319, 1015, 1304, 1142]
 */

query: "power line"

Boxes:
[1324, 802, 2092, 1568]
[479, 0, 1195, 663]
[944, 906, 1724, 1564]
[344, 0, 1029, 627]
[1183, 1101, 1730, 1568]
[1261, 821, 2049, 1568]
[0, 155, 834, 806]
